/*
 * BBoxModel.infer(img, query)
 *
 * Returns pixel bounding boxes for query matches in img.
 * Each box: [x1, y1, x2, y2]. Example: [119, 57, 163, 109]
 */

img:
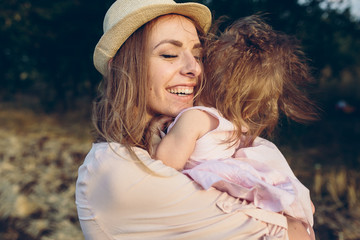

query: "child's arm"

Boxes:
[155, 109, 218, 170]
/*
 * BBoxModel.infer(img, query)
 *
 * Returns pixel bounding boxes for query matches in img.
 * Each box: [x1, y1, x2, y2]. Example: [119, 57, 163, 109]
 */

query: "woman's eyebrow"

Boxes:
[153, 40, 201, 50]
[154, 39, 182, 50]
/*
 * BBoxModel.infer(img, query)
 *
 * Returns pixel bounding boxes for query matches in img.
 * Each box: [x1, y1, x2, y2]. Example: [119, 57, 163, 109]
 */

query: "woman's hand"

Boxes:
[145, 115, 173, 157]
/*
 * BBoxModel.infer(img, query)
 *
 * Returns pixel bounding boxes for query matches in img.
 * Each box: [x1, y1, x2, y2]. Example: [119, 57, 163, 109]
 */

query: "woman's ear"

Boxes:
[107, 58, 113, 71]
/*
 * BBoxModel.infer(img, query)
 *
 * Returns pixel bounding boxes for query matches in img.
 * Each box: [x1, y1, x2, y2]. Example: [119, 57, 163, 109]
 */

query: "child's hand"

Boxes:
[146, 115, 173, 157]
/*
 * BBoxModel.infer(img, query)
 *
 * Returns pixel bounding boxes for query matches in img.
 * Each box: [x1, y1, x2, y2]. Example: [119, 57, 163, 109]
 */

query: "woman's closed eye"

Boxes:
[161, 54, 177, 59]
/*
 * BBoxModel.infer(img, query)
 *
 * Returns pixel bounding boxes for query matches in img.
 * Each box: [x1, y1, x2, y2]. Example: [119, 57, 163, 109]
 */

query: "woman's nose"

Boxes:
[180, 52, 202, 78]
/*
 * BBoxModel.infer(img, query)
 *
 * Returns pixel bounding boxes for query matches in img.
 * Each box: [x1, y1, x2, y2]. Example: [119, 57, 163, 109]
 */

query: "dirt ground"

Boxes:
[0, 105, 359, 240]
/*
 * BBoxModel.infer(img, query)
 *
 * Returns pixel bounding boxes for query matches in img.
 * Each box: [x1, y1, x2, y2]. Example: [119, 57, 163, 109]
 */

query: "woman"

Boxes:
[75, 0, 314, 239]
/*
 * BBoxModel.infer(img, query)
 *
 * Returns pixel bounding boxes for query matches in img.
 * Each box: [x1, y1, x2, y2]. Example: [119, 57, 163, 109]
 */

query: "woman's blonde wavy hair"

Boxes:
[200, 15, 318, 147]
[92, 22, 150, 156]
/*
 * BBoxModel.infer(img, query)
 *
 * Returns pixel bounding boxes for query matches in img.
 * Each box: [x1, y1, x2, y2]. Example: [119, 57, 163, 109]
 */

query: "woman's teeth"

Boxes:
[167, 88, 193, 96]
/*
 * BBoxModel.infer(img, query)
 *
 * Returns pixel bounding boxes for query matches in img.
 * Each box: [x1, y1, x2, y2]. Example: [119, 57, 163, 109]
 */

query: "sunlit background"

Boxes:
[0, 0, 359, 239]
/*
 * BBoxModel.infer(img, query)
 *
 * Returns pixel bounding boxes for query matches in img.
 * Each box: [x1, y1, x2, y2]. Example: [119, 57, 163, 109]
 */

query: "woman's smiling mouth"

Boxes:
[167, 87, 194, 96]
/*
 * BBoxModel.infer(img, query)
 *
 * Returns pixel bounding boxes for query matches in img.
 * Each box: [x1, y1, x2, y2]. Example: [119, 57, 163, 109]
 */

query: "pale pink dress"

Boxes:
[167, 106, 313, 227]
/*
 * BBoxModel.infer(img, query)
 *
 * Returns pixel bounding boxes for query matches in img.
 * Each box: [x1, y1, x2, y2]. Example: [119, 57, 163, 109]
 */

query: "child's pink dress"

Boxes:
[167, 106, 313, 227]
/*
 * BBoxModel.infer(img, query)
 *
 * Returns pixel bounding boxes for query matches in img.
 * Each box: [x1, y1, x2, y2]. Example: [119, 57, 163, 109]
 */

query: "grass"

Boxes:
[0, 105, 91, 240]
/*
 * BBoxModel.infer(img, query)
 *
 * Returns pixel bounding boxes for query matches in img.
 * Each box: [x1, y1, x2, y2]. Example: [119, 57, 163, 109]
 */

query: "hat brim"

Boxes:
[94, 3, 212, 76]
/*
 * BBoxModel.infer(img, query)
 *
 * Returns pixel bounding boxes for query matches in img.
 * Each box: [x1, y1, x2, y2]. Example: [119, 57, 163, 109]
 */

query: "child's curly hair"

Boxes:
[200, 15, 318, 147]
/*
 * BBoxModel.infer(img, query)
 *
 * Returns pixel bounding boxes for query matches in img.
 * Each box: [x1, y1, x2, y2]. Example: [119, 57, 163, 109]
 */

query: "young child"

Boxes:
[148, 15, 317, 233]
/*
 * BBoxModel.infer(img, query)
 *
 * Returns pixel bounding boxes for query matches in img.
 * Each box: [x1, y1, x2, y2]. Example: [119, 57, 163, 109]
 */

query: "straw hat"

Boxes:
[93, 0, 212, 76]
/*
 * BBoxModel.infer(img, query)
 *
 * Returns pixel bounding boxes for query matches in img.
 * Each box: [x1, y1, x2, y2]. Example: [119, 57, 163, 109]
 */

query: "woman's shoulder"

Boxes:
[80, 142, 179, 178]
[78, 142, 132, 178]
[83, 142, 128, 165]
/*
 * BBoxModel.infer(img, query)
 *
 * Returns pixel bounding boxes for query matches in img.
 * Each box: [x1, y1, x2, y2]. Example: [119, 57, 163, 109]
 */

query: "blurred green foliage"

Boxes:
[1, 0, 360, 112]
[0, 0, 113, 111]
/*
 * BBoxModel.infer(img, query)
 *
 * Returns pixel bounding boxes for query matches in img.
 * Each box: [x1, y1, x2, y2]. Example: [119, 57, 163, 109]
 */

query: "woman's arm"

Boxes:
[155, 109, 218, 170]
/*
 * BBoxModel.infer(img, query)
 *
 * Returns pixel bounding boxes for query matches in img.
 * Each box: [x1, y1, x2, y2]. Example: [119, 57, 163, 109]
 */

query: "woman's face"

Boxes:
[146, 15, 202, 118]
